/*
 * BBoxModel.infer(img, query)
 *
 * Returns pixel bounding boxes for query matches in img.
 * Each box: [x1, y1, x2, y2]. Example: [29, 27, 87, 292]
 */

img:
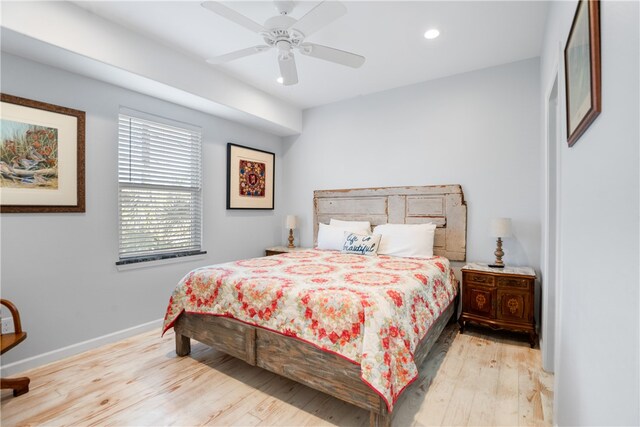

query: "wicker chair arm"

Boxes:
[0, 299, 23, 334]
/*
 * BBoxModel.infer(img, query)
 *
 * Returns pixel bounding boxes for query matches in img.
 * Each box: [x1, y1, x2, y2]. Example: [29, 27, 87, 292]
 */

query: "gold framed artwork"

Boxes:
[1, 94, 85, 213]
[564, 0, 601, 147]
[226, 143, 275, 210]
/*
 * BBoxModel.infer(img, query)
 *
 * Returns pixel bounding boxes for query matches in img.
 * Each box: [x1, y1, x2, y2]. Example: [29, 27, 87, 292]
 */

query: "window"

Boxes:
[117, 109, 203, 264]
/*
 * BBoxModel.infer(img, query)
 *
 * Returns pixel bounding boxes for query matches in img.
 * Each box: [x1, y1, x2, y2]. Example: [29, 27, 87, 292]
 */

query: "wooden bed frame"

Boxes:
[174, 185, 467, 426]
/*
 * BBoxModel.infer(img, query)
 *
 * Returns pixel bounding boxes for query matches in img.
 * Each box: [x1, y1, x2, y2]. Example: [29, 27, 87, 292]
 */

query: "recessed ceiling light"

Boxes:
[424, 29, 440, 40]
[277, 77, 284, 84]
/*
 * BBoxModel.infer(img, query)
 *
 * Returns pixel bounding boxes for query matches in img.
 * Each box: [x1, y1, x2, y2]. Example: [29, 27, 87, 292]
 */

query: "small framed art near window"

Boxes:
[227, 143, 275, 210]
[1, 94, 85, 213]
[564, 0, 601, 147]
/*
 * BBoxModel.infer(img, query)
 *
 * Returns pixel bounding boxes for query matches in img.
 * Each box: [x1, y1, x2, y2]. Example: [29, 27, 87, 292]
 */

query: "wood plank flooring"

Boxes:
[1, 324, 553, 426]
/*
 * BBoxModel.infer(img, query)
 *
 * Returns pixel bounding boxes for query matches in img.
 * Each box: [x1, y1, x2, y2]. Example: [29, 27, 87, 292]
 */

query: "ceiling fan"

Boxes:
[201, 0, 365, 85]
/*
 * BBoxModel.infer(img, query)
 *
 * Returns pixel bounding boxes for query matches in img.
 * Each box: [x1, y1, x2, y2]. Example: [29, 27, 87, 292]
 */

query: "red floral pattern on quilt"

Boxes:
[162, 250, 457, 411]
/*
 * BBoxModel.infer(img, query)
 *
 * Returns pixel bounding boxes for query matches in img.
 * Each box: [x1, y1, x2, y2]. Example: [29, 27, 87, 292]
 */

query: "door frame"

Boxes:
[542, 51, 563, 374]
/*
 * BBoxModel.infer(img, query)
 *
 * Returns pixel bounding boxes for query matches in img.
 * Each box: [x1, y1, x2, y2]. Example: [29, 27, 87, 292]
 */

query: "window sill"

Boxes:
[116, 251, 207, 271]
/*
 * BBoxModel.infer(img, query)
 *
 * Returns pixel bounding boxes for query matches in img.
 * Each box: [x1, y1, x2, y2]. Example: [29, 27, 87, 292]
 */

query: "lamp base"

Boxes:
[288, 228, 295, 249]
[491, 237, 505, 269]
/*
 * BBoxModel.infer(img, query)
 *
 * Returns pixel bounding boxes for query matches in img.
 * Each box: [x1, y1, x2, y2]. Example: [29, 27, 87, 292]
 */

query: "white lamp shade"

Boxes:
[286, 215, 297, 229]
[490, 218, 512, 238]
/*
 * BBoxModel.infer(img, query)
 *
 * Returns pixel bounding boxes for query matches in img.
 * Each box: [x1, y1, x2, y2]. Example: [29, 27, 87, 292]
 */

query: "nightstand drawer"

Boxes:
[497, 276, 532, 289]
[463, 272, 495, 286]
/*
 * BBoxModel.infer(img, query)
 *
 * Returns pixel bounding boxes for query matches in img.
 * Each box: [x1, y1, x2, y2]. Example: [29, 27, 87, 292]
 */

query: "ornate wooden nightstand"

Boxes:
[264, 246, 311, 256]
[459, 263, 537, 348]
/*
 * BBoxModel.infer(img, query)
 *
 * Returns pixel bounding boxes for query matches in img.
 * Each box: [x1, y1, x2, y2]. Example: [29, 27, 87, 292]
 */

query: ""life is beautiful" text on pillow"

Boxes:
[341, 232, 381, 256]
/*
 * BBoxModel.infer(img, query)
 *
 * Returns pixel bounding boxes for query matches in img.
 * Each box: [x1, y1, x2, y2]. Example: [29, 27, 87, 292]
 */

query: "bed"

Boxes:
[163, 185, 467, 426]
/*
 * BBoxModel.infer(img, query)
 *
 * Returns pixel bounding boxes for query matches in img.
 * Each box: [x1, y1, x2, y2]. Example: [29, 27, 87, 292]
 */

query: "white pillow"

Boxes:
[341, 232, 381, 256]
[373, 223, 437, 258]
[317, 223, 370, 250]
[330, 218, 371, 230]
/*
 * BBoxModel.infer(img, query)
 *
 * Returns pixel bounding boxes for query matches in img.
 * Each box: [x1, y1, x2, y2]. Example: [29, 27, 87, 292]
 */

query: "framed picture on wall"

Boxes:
[1, 94, 85, 213]
[226, 143, 275, 210]
[564, 0, 601, 147]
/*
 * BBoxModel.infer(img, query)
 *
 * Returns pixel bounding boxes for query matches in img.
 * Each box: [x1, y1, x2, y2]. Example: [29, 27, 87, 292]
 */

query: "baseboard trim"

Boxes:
[0, 318, 163, 377]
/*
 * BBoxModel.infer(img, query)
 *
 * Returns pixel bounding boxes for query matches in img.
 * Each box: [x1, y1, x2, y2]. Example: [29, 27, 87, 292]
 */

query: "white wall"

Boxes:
[282, 58, 541, 273]
[0, 53, 285, 371]
[540, 1, 639, 425]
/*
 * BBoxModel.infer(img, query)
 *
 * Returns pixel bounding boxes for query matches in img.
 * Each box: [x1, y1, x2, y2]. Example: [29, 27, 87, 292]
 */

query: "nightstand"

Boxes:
[265, 246, 310, 256]
[459, 263, 537, 348]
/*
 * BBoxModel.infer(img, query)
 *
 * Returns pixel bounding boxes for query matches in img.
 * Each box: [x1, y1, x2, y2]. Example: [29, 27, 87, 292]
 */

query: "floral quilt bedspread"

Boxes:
[162, 249, 457, 411]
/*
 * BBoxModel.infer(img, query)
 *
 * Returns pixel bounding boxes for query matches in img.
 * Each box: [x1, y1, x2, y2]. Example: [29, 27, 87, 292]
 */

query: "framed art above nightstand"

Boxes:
[264, 246, 310, 256]
[459, 263, 537, 347]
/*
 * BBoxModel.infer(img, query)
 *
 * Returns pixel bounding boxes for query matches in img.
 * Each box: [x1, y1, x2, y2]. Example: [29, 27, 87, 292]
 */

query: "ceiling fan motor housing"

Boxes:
[262, 15, 304, 50]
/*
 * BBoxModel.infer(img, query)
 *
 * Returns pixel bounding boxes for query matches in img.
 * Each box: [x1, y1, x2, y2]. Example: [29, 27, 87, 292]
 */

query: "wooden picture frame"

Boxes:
[564, 0, 601, 147]
[226, 143, 275, 210]
[1, 94, 85, 213]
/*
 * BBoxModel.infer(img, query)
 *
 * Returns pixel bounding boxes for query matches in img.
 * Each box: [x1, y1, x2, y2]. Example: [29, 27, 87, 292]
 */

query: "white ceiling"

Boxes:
[72, 1, 549, 110]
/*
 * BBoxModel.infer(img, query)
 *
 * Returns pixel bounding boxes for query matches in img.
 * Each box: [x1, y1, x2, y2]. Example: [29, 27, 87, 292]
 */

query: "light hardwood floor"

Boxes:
[1, 324, 553, 426]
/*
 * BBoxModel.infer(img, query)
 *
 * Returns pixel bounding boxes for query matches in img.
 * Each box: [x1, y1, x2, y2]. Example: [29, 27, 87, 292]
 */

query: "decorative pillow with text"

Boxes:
[341, 232, 381, 256]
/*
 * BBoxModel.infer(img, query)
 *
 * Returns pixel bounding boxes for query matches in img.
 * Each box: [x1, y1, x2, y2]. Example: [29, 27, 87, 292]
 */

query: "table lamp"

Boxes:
[286, 215, 297, 248]
[489, 218, 512, 268]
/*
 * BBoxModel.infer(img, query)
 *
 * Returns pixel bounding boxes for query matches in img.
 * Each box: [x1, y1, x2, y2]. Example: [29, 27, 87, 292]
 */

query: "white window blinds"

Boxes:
[118, 110, 202, 261]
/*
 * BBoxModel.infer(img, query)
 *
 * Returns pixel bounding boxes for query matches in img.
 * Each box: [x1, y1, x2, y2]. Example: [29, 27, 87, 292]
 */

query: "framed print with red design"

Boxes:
[226, 143, 274, 210]
[1, 94, 85, 213]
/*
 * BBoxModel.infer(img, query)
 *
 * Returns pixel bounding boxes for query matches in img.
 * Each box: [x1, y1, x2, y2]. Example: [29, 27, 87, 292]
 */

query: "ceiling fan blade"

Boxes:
[298, 43, 365, 68]
[206, 45, 271, 64]
[278, 54, 298, 86]
[290, 1, 347, 37]
[201, 1, 265, 33]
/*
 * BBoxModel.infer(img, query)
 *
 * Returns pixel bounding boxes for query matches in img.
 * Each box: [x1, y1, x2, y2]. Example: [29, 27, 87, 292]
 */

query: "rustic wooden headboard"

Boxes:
[313, 185, 467, 261]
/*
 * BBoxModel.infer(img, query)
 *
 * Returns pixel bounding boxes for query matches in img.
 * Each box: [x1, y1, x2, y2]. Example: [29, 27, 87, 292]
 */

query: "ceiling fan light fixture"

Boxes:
[424, 28, 440, 40]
